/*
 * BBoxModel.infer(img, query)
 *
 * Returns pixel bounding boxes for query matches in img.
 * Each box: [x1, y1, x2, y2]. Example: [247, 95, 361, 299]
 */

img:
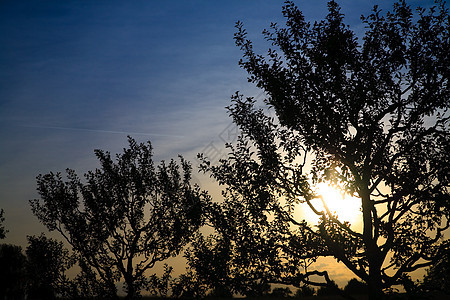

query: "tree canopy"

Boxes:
[196, 0, 449, 299]
[30, 137, 210, 299]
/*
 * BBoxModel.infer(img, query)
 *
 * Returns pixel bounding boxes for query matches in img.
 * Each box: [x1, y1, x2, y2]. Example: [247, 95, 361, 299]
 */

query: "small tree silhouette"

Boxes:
[0, 244, 27, 300]
[30, 137, 210, 299]
[26, 234, 74, 300]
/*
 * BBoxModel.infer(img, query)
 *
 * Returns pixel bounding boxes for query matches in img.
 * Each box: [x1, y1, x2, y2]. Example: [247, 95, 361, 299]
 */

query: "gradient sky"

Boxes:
[0, 0, 440, 287]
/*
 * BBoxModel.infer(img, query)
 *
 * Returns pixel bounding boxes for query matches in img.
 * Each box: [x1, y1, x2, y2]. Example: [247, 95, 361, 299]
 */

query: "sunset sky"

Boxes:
[0, 0, 439, 287]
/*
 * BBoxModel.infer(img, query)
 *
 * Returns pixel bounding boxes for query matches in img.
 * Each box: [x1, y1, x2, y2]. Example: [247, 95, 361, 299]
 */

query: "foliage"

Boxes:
[67, 256, 119, 299]
[183, 233, 233, 296]
[0, 208, 7, 239]
[316, 280, 340, 296]
[147, 264, 173, 298]
[270, 287, 292, 297]
[294, 285, 315, 297]
[171, 269, 209, 298]
[344, 278, 368, 295]
[181, 232, 272, 297]
[0, 244, 27, 300]
[197, 1, 449, 299]
[26, 234, 74, 299]
[422, 248, 450, 294]
[30, 137, 210, 299]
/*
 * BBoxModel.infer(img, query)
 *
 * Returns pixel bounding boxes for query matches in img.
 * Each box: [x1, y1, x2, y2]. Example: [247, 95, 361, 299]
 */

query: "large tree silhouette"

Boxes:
[199, 1, 449, 299]
[30, 137, 209, 299]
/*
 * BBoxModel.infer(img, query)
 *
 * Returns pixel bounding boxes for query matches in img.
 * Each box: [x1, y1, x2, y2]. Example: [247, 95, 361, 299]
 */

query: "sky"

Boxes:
[0, 0, 441, 287]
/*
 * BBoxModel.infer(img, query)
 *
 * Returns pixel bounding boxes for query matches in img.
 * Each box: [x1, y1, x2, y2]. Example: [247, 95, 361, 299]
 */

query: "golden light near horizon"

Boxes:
[298, 182, 363, 229]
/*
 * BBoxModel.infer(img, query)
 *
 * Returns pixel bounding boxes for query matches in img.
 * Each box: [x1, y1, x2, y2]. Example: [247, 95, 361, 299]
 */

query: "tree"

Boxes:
[344, 278, 368, 295]
[26, 234, 74, 299]
[0, 208, 7, 239]
[171, 270, 209, 298]
[147, 264, 173, 298]
[182, 233, 234, 297]
[294, 285, 315, 297]
[199, 1, 449, 299]
[30, 137, 210, 299]
[181, 230, 273, 297]
[0, 210, 26, 299]
[316, 280, 340, 296]
[270, 287, 293, 298]
[0, 244, 27, 300]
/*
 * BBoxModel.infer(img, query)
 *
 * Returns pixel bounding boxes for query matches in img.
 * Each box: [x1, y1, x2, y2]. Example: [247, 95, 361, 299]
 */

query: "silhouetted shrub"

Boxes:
[344, 278, 368, 295]
[295, 285, 315, 297]
[316, 280, 341, 296]
[270, 287, 292, 298]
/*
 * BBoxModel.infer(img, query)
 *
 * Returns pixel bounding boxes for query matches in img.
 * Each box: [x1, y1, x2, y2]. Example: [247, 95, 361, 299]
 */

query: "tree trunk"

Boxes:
[368, 266, 384, 300]
[124, 274, 136, 300]
[125, 283, 136, 300]
[361, 189, 384, 300]
[125, 255, 137, 299]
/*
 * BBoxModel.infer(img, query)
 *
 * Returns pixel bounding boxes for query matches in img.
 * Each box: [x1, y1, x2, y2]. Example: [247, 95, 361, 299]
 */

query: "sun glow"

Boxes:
[298, 182, 362, 229]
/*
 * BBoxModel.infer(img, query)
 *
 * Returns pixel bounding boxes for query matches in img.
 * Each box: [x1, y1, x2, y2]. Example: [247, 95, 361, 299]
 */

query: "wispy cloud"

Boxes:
[17, 124, 185, 138]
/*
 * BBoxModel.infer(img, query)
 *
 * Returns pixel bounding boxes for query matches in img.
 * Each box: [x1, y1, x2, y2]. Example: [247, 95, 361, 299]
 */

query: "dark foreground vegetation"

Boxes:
[1, 0, 449, 299]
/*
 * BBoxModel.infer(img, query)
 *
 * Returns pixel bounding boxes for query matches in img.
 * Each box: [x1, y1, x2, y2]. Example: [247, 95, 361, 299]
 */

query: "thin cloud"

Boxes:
[17, 124, 184, 138]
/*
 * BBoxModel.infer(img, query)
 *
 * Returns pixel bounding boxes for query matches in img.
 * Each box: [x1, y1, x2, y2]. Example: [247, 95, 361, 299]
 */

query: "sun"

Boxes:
[297, 182, 362, 229]
[316, 183, 361, 222]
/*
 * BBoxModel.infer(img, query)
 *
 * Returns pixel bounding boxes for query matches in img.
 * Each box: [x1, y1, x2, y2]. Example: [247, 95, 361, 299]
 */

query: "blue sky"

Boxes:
[0, 0, 441, 285]
[0, 0, 274, 244]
